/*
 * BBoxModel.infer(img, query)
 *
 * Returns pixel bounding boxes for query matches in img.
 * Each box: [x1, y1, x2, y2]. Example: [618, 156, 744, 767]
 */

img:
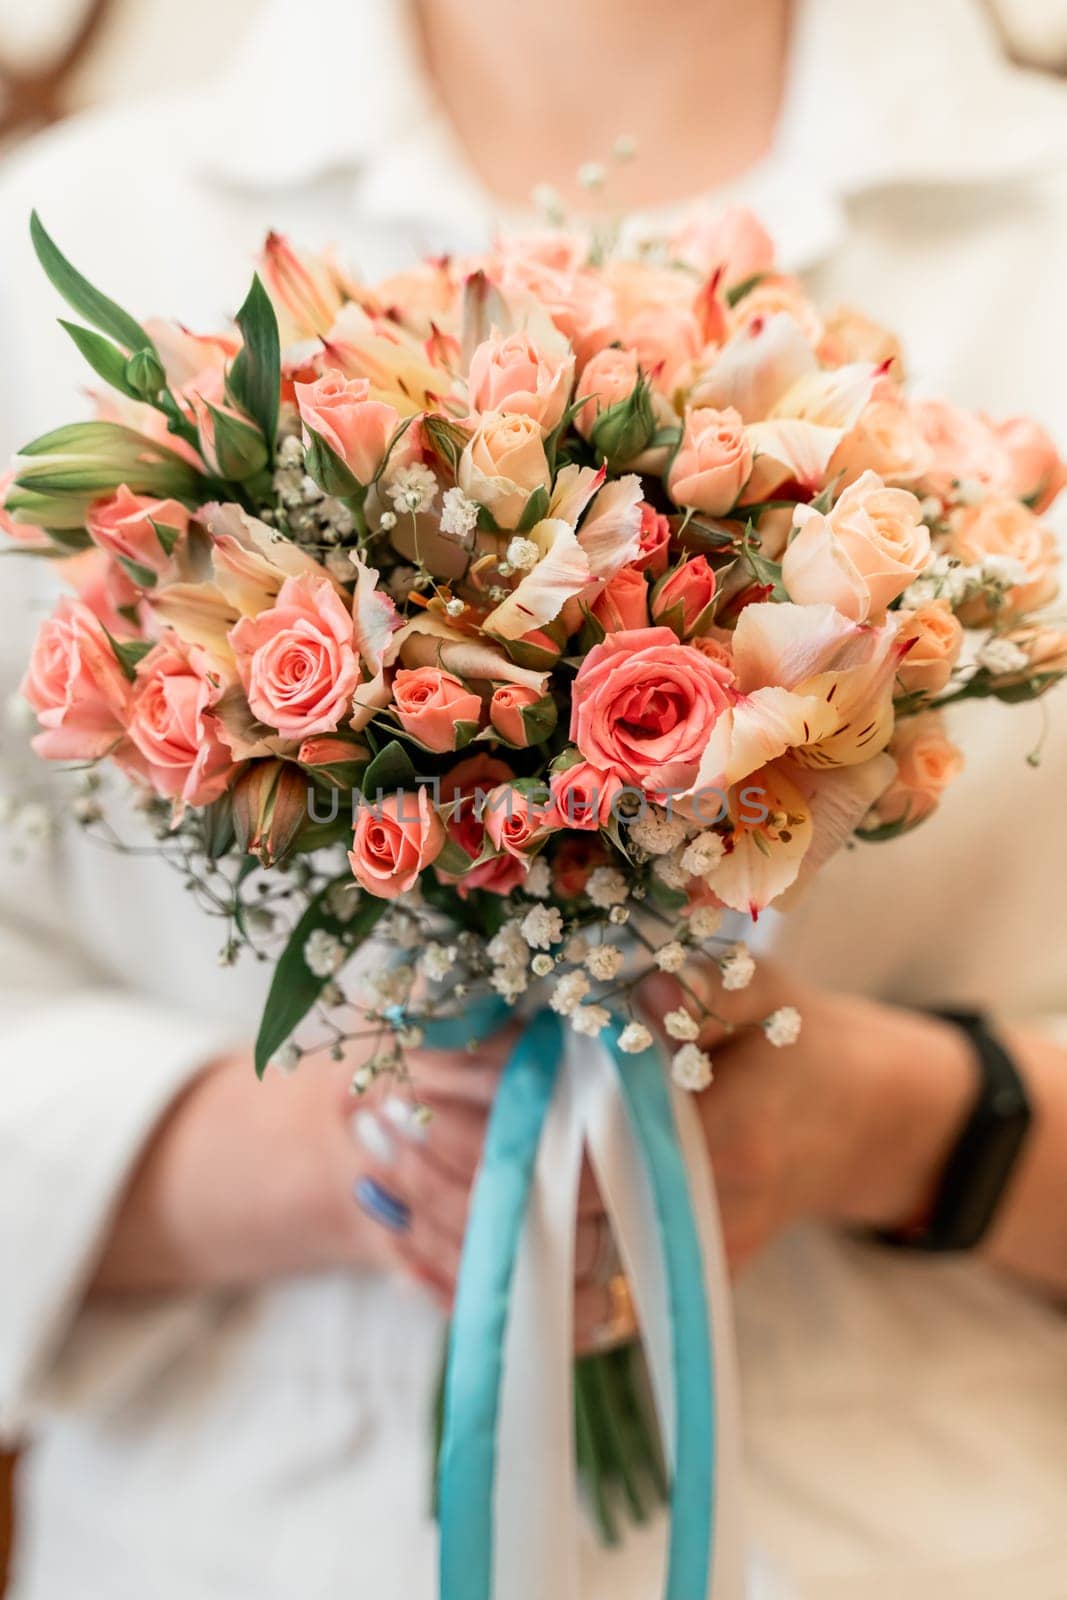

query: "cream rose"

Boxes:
[783, 471, 931, 622]
[950, 498, 1059, 619]
[458, 411, 552, 529]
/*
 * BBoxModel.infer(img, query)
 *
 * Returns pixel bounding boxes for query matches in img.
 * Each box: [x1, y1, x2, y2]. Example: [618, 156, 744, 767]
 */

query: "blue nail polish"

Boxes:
[354, 1176, 411, 1233]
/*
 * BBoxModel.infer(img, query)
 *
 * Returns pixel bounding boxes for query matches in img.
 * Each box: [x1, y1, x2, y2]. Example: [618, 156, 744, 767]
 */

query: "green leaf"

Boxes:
[204, 403, 269, 481]
[433, 835, 476, 876]
[360, 739, 417, 799]
[725, 271, 768, 308]
[740, 520, 788, 601]
[102, 628, 154, 682]
[303, 426, 363, 497]
[59, 321, 138, 399]
[116, 555, 158, 589]
[149, 518, 183, 557]
[516, 484, 550, 532]
[31, 211, 152, 354]
[229, 274, 280, 457]
[254, 884, 386, 1076]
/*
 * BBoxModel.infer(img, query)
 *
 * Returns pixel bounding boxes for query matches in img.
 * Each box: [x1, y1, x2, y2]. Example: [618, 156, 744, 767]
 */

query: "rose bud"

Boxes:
[233, 760, 309, 868]
[668, 406, 752, 516]
[588, 375, 657, 471]
[895, 602, 963, 696]
[589, 565, 650, 634]
[651, 555, 718, 638]
[393, 666, 483, 752]
[867, 714, 963, 831]
[633, 504, 672, 577]
[483, 782, 554, 858]
[294, 368, 400, 488]
[298, 735, 370, 789]
[489, 683, 557, 747]
[575, 346, 643, 439]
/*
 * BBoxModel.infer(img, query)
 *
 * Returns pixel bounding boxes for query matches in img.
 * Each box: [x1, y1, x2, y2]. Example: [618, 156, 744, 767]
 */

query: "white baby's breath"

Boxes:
[628, 809, 688, 856]
[720, 943, 756, 991]
[652, 850, 690, 891]
[386, 462, 438, 516]
[654, 941, 687, 974]
[571, 1002, 611, 1036]
[524, 856, 552, 898]
[586, 866, 628, 908]
[764, 1006, 802, 1047]
[304, 928, 346, 978]
[665, 1007, 700, 1042]
[585, 944, 624, 981]
[421, 942, 457, 982]
[977, 637, 1029, 675]
[671, 1043, 713, 1092]
[522, 904, 564, 949]
[689, 905, 725, 941]
[618, 1021, 653, 1054]
[506, 536, 540, 572]
[680, 831, 725, 877]
[440, 486, 480, 540]
[551, 970, 590, 1015]
[531, 953, 555, 977]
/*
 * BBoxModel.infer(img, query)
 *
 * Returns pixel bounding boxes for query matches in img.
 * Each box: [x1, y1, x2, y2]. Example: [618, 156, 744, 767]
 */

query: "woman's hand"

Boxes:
[638, 958, 977, 1272]
[353, 1030, 632, 1352]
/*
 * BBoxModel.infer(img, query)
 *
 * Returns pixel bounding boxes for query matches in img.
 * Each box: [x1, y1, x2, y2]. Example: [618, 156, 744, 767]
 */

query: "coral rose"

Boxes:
[483, 783, 553, 858]
[570, 625, 734, 790]
[230, 574, 361, 740]
[489, 683, 552, 747]
[21, 598, 132, 761]
[349, 786, 444, 899]
[392, 666, 482, 752]
[124, 639, 235, 806]
[590, 565, 649, 633]
[651, 556, 717, 637]
[550, 761, 622, 830]
[437, 754, 526, 896]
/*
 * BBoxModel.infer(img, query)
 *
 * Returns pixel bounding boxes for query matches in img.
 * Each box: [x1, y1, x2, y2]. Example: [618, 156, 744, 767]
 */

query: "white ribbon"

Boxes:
[491, 1029, 746, 1600]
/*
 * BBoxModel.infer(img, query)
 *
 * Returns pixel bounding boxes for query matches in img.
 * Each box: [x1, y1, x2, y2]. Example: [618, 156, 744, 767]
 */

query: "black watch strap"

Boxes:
[875, 1008, 1033, 1253]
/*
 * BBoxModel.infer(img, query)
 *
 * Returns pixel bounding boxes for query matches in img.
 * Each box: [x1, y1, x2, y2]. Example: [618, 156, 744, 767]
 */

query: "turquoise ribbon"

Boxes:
[387, 995, 513, 1053]
[437, 1008, 565, 1600]
[435, 1007, 716, 1600]
[607, 1024, 715, 1600]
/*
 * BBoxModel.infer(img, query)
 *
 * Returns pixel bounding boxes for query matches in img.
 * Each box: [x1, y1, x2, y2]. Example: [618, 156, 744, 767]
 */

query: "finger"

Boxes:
[404, 1022, 522, 1106]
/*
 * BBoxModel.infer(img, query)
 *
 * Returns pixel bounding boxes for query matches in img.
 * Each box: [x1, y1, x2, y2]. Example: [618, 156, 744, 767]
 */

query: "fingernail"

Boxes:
[382, 1094, 428, 1143]
[350, 1110, 395, 1166]
[354, 1176, 411, 1233]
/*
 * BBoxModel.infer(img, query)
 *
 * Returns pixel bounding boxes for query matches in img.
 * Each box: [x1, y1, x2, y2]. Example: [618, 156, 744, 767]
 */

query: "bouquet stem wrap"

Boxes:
[435, 1007, 745, 1600]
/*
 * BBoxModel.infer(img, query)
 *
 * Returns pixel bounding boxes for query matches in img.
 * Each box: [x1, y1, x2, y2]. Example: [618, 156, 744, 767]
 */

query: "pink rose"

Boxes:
[489, 683, 550, 747]
[570, 625, 735, 790]
[670, 205, 775, 286]
[590, 565, 649, 633]
[483, 783, 554, 858]
[668, 407, 752, 515]
[230, 574, 360, 740]
[633, 505, 672, 577]
[993, 415, 1067, 513]
[437, 754, 525, 896]
[869, 714, 964, 829]
[949, 498, 1059, 619]
[550, 761, 622, 830]
[895, 602, 964, 695]
[392, 666, 482, 752]
[783, 472, 931, 622]
[21, 598, 131, 761]
[86, 485, 190, 580]
[828, 384, 933, 490]
[651, 556, 717, 637]
[349, 786, 444, 899]
[124, 639, 235, 806]
[467, 328, 574, 433]
[575, 347, 642, 439]
[294, 368, 400, 484]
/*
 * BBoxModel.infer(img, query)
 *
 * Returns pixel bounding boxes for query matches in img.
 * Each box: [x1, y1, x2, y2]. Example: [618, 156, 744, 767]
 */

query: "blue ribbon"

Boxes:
[388, 996, 513, 1054]
[607, 1024, 715, 1600]
[437, 1008, 565, 1600]
[434, 1008, 716, 1600]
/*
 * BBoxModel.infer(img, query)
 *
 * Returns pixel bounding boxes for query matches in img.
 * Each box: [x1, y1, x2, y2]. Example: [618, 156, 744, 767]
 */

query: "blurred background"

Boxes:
[0, 0, 1066, 1591]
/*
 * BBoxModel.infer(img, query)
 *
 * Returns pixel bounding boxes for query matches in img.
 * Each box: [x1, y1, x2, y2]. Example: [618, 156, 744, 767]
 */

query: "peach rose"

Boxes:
[467, 329, 574, 433]
[817, 307, 904, 377]
[124, 639, 235, 806]
[669, 205, 775, 286]
[912, 399, 1012, 502]
[730, 275, 823, 344]
[590, 565, 649, 633]
[619, 305, 704, 394]
[458, 411, 552, 528]
[991, 623, 1067, 686]
[828, 384, 933, 489]
[895, 601, 964, 695]
[949, 498, 1059, 618]
[575, 346, 642, 439]
[230, 574, 360, 740]
[651, 555, 717, 637]
[86, 486, 190, 580]
[869, 714, 963, 829]
[21, 598, 131, 761]
[783, 472, 931, 622]
[570, 625, 735, 790]
[550, 761, 622, 830]
[294, 369, 399, 484]
[483, 783, 554, 858]
[633, 504, 672, 577]
[437, 754, 526, 896]
[993, 415, 1067, 513]
[349, 786, 444, 899]
[392, 666, 482, 752]
[489, 683, 552, 747]
[668, 407, 752, 516]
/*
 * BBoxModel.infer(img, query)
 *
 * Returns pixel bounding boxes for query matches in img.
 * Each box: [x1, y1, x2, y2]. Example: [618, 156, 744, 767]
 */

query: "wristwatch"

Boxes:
[875, 1008, 1033, 1253]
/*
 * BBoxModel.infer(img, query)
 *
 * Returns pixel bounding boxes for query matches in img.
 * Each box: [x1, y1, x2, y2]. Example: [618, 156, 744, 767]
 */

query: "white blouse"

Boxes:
[1, 2, 1067, 1596]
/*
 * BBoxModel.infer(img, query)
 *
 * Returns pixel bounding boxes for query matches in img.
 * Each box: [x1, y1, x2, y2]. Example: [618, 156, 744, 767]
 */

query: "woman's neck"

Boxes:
[413, 0, 792, 213]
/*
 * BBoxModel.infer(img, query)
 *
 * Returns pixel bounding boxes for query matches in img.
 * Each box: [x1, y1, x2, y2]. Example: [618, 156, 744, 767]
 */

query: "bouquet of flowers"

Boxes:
[5, 204, 1065, 1600]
